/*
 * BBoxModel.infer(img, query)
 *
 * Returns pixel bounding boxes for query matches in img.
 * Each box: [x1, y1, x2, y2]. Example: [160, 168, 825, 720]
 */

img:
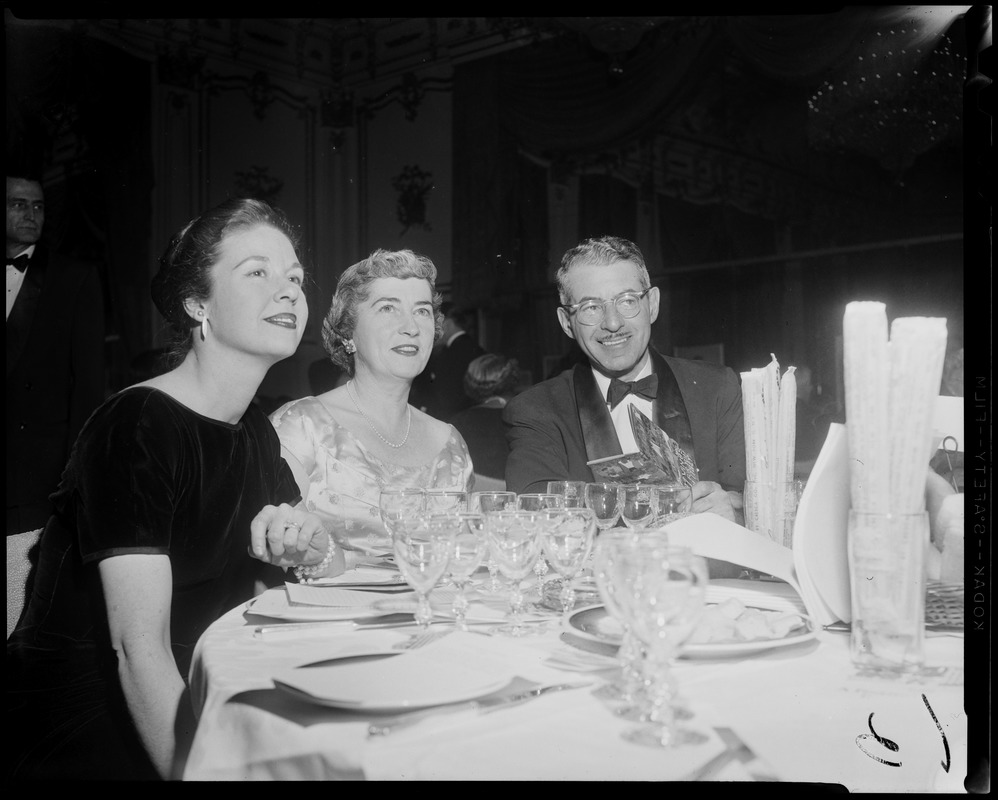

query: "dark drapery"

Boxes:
[7, 24, 154, 390]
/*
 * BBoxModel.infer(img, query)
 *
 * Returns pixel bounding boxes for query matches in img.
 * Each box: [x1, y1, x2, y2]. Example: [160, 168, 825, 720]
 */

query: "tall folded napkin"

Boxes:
[741, 354, 798, 546]
[842, 302, 948, 515]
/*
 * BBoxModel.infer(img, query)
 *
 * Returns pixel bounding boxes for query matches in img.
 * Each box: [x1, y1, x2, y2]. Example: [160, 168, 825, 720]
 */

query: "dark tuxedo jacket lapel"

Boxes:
[573, 363, 621, 463]
[6, 250, 47, 378]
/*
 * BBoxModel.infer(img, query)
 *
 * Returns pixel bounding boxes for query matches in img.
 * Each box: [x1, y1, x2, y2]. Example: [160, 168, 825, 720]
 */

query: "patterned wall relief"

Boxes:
[391, 164, 434, 235]
[234, 165, 284, 207]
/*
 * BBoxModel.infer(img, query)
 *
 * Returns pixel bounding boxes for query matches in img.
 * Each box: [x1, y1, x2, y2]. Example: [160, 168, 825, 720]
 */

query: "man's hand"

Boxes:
[688, 480, 742, 525]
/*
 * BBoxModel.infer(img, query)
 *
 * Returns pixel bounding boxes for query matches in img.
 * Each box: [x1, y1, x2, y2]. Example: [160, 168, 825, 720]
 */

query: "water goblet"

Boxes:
[620, 544, 708, 748]
[424, 488, 468, 513]
[516, 494, 563, 590]
[620, 484, 656, 530]
[584, 482, 624, 531]
[445, 512, 489, 630]
[542, 507, 596, 615]
[378, 487, 426, 539]
[485, 510, 544, 637]
[592, 529, 657, 708]
[546, 480, 587, 508]
[469, 491, 517, 591]
[650, 484, 692, 526]
[391, 512, 456, 630]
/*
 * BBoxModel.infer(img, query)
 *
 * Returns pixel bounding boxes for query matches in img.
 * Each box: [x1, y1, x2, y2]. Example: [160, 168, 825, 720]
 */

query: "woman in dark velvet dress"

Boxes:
[6, 199, 346, 781]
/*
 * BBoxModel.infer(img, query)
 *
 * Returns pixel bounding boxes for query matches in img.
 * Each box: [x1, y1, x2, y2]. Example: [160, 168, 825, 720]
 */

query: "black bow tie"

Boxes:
[6, 254, 29, 272]
[607, 374, 659, 409]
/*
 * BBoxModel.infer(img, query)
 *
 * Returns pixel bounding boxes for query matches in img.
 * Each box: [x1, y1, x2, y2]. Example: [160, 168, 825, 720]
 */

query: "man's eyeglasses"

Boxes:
[560, 288, 651, 326]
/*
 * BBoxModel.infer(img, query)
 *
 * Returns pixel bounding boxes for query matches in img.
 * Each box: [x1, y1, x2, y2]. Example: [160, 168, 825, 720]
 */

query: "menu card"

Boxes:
[587, 405, 698, 486]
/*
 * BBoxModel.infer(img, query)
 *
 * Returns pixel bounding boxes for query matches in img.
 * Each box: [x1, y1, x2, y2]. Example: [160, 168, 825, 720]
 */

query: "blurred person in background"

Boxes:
[450, 353, 520, 487]
[410, 301, 484, 421]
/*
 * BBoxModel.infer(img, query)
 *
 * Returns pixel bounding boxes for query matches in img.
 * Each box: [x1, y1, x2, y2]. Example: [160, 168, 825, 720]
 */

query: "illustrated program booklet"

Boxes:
[587, 405, 699, 487]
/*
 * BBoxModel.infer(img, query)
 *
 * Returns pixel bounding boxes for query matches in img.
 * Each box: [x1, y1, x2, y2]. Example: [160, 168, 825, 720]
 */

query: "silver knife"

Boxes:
[367, 681, 593, 737]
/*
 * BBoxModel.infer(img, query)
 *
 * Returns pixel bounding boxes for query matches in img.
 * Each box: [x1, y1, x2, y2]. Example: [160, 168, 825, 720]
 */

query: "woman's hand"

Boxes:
[248, 503, 345, 577]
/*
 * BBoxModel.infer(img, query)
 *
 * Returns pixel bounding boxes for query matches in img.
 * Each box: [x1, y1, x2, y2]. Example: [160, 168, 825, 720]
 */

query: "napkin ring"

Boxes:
[293, 532, 336, 584]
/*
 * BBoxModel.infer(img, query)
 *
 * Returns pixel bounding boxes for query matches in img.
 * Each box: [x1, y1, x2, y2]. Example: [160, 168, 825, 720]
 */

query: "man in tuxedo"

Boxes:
[6, 173, 106, 536]
[503, 235, 746, 530]
[411, 302, 484, 421]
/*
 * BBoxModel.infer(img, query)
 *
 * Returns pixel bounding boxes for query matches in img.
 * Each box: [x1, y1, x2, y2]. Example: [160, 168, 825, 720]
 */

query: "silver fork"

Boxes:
[393, 629, 452, 651]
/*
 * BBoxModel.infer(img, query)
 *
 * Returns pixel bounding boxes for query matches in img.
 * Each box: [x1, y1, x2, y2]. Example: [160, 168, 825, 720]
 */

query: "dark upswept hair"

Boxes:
[150, 198, 301, 365]
[555, 235, 650, 305]
[463, 353, 519, 403]
[321, 248, 443, 375]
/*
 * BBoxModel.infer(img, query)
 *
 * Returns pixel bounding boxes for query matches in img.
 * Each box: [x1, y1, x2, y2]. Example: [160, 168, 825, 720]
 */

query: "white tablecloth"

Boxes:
[183, 585, 965, 788]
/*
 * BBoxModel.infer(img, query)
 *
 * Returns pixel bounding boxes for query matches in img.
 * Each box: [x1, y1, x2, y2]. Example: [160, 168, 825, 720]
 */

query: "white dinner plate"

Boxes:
[563, 604, 816, 658]
[272, 649, 512, 710]
[245, 588, 410, 622]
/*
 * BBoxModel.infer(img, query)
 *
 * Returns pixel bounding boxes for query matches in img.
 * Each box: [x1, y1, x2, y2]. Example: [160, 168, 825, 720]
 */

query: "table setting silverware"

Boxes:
[366, 680, 593, 737]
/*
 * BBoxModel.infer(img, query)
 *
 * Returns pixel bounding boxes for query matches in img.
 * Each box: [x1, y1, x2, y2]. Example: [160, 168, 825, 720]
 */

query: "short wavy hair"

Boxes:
[321, 248, 443, 375]
[150, 197, 301, 367]
[555, 235, 650, 305]
[463, 353, 519, 403]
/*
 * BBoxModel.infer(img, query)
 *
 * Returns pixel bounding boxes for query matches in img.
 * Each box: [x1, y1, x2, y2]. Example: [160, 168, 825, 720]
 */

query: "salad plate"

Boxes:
[564, 604, 816, 658]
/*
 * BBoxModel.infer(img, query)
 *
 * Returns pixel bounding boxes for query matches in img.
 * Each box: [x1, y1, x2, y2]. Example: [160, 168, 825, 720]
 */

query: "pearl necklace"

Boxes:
[347, 380, 411, 449]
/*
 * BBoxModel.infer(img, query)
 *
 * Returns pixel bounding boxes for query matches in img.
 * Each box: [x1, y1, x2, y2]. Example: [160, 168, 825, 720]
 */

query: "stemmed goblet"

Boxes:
[541, 507, 597, 615]
[445, 512, 489, 631]
[485, 510, 544, 637]
[469, 491, 517, 592]
[391, 512, 456, 630]
[516, 494, 564, 594]
[620, 544, 708, 747]
[378, 488, 425, 555]
[619, 484, 655, 530]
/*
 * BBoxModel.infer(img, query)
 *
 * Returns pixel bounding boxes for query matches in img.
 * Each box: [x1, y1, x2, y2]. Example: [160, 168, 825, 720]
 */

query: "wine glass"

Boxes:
[592, 529, 653, 707]
[485, 510, 544, 636]
[620, 544, 708, 748]
[445, 512, 489, 631]
[650, 484, 691, 526]
[391, 512, 456, 630]
[585, 482, 624, 531]
[378, 487, 425, 544]
[469, 491, 517, 591]
[541, 507, 596, 615]
[516, 494, 563, 591]
[619, 484, 655, 530]
[546, 480, 587, 508]
[424, 488, 468, 514]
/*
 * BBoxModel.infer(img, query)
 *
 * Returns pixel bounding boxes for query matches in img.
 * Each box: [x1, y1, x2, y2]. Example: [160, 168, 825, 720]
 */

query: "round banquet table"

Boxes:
[182, 583, 966, 787]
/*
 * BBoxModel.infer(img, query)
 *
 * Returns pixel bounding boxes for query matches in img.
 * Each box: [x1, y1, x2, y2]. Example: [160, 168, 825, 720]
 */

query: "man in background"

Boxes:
[411, 301, 484, 421]
[7, 172, 106, 536]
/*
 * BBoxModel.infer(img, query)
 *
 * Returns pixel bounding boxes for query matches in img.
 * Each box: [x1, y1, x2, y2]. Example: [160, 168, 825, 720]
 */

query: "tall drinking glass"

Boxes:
[391, 513, 455, 630]
[485, 510, 544, 636]
[469, 491, 517, 591]
[516, 494, 563, 590]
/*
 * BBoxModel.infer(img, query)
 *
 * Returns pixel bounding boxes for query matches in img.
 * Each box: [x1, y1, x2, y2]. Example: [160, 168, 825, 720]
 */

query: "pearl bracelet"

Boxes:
[293, 532, 336, 584]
